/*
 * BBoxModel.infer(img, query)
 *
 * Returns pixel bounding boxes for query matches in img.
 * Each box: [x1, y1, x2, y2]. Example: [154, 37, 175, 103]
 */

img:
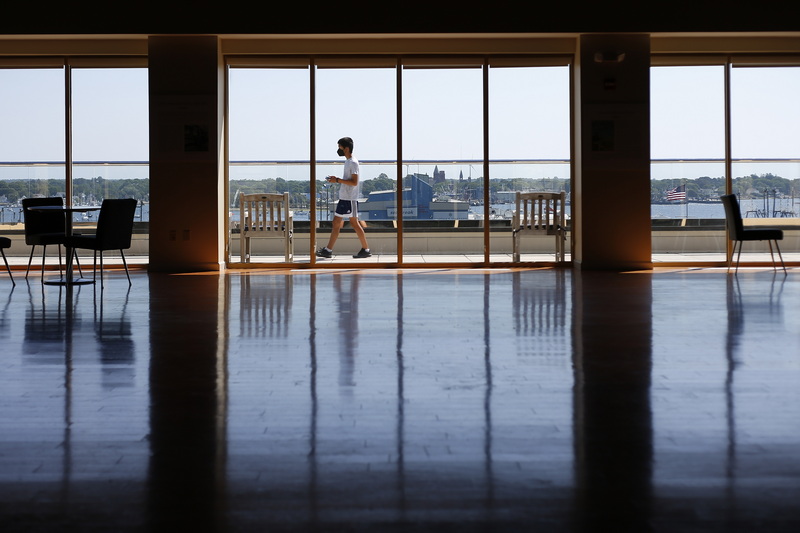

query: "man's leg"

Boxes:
[350, 216, 369, 250]
[326, 216, 344, 250]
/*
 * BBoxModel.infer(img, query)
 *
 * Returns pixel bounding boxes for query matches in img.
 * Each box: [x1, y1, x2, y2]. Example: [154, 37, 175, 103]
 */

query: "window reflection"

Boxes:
[239, 274, 292, 338]
[94, 286, 136, 389]
[725, 274, 788, 484]
[224, 271, 576, 525]
[512, 269, 568, 362]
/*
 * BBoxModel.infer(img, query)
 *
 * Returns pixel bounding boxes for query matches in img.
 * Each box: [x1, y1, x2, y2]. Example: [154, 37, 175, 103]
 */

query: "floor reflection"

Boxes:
[571, 271, 654, 533]
[1, 269, 799, 532]
[333, 273, 359, 391]
[0, 284, 12, 343]
[2, 278, 147, 530]
[308, 273, 320, 526]
[148, 273, 226, 532]
[95, 286, 135, 388]
[394, 273, 407, 517]
[724, 273, 788, 516]
[239, 272, 292, 338]
[23, 283, 77, 362]
[223, 270, 575, 529]
[649, 270, 799, 532]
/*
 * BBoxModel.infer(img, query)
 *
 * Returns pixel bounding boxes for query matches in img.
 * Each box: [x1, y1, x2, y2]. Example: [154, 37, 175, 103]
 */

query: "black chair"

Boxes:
[21, 197, 69, 278]
[65, 198, 138, 287]
[0, 236, 14, 286]
[720, 194, 786, 274]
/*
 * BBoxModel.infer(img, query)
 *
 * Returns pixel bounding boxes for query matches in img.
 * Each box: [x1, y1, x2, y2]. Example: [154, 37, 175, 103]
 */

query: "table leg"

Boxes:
[43, 210, 94, 286]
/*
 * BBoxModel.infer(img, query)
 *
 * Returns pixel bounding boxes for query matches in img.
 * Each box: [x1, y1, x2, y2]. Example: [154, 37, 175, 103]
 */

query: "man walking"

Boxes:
[316, 137, 371, 259]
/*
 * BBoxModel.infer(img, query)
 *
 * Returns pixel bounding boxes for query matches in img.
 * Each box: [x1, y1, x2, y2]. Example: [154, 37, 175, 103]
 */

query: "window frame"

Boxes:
[224, 54, 574, 268]
[650, 53, 800, 266]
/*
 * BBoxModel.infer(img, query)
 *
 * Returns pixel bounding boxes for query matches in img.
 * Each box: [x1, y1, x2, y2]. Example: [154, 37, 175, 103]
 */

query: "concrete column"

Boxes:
[148, 36, 225, 272]
[573, 34, 652, 270]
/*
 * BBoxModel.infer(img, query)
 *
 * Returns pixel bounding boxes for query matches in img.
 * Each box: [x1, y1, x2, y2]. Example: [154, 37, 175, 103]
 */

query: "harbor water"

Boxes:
[1, 198, 798, 224]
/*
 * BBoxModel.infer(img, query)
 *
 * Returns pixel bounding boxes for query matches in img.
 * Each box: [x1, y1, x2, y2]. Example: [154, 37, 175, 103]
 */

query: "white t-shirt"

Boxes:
[338, 157, 360, 201]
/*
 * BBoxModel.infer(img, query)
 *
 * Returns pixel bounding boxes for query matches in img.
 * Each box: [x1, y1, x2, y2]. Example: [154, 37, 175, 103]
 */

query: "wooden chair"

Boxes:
[720, 194, 786, 274]
[512, 191, 567, 263]
[239, 192, 294, 263]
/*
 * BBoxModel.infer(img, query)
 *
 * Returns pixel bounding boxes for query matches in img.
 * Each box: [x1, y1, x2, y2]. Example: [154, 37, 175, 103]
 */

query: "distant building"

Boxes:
[360, 174, 468, 220]
[433, 166, 446, 184]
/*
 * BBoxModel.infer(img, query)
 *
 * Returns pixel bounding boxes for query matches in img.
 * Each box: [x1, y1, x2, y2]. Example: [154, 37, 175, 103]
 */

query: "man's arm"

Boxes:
[344, 172, 359, 185]
[327, 172, 358, 185]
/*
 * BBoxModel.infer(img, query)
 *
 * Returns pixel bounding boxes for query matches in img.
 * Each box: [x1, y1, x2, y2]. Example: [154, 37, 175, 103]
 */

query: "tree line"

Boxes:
[652, 174, 800, 202]
[227, 173, 800, 204]
[0, 177, 149, 204]
[2, 173, 796, 206]
[231, 175, 573, 205]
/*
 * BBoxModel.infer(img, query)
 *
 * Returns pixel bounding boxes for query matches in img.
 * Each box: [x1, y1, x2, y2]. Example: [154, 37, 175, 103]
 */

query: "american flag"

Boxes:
[667, 184, 686, 202]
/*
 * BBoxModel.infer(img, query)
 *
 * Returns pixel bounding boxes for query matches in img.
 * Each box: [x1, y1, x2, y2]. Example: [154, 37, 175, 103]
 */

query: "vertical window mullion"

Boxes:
[310, 60, 317, 264]
[396, 59, 403, 263]
[724, 59, 733, 261]
[65, 63, 73, 207]
[483, 59, 490, 264]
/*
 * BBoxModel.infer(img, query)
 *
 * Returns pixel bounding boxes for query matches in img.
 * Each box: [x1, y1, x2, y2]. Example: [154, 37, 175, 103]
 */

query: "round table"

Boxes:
[27, 205, 101, 286]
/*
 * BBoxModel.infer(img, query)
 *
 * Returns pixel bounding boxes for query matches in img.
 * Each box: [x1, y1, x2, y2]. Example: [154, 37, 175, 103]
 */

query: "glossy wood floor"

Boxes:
[1, 266, 798, 532]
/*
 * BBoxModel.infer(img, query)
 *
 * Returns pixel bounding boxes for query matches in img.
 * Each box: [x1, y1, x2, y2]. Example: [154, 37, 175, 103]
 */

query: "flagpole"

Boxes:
[684, 180, 688, 219]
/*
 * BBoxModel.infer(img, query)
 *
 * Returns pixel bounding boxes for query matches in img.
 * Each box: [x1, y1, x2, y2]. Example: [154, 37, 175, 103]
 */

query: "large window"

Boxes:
[651, 59, 800, 265]
[0, 68, 65, 224]
[488, 63, 571, 262]
[402, 62, 484, 264]
[730, 64, 800, 224]
[650, 64, 727, 262]
[0, 61, 149, 258]
[71, 67, 149, 251]
[227, 65, 311, 263]
[316, 63, 397, 261]
[226, 56, 572, 267]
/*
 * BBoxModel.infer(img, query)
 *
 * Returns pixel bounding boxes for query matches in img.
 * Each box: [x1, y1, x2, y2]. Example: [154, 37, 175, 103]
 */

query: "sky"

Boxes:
[1, 64, 798, 183]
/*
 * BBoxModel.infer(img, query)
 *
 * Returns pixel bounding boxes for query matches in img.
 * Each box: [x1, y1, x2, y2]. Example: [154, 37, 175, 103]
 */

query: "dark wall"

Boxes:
[4, 1, 799, 35]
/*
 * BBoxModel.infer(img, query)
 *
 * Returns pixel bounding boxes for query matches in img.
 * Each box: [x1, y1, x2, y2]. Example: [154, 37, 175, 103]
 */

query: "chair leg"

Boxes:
[727, 240, 742, 274]
[726, 241, 733, 273]
[734, 240, 743, 275]
[40, 245, 47, 278]
[120, 250, 131, 285]
[768, 240, 776, 271]
[556, 233, 565, 263]
[92, 250, 98, 285]
[772, 240, 787, 273]
[25, 246, 35, 278]
[1, 249, 14, 286]
[74, 250, 83, 277]
[512, 231, 519, 262]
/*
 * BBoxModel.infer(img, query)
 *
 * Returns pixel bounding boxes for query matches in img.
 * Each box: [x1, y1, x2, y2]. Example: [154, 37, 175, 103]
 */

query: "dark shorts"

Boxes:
[334, 200, 358, 219]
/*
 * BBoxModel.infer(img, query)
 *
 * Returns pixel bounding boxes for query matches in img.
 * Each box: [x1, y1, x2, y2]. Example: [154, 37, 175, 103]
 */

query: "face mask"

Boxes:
[337, 148, 345, 157]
